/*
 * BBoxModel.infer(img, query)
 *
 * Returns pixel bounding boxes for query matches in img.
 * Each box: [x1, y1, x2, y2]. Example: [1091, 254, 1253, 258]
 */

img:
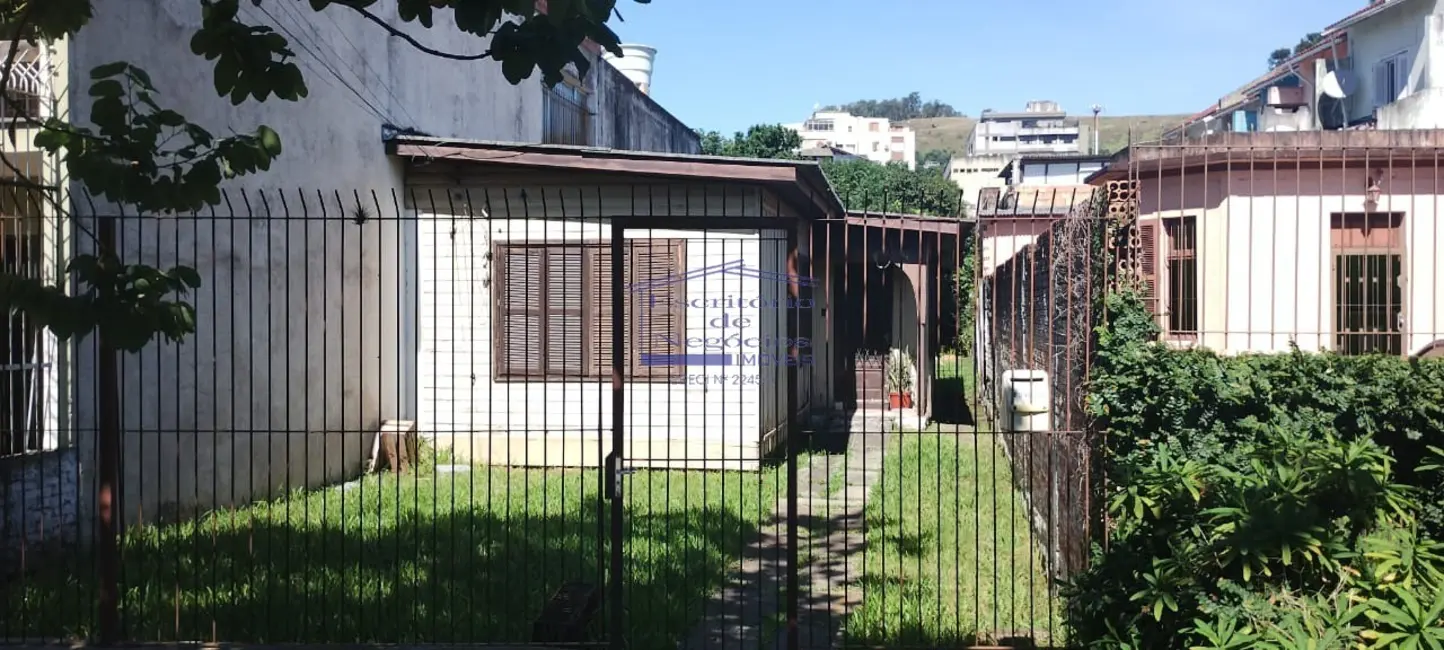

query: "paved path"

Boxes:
[679, 409, 897, 650]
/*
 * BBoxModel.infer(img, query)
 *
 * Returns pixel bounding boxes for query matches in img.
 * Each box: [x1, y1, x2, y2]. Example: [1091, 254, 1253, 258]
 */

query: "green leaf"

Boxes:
[89, 79, 124, 97]
[90, 61, 129, 79]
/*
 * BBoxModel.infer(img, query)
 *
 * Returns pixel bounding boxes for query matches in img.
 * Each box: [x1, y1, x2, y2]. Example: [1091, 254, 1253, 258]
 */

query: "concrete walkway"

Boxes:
[679, 409, 897, 650]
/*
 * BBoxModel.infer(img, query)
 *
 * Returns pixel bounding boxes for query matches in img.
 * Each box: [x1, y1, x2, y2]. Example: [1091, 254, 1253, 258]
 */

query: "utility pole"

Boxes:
[1091, 104, 1103, 155]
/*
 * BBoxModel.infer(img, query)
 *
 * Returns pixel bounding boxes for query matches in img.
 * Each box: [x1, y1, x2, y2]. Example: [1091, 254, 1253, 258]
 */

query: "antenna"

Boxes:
[1320, 69, 1359, 99]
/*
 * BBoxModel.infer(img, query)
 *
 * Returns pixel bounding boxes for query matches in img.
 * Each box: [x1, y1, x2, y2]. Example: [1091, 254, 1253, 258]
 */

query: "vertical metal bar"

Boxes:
[608, 229, 626, 650]
[785, 225, 800, 650]
[95, 216, 121, 646]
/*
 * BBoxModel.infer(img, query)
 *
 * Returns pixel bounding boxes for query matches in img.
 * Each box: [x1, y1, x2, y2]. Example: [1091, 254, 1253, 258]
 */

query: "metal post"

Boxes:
[1091, 104, 1104, 155]
[785, 226, 800, 650]
[608, 232, 627, 650]
[95, 217, 121, 645]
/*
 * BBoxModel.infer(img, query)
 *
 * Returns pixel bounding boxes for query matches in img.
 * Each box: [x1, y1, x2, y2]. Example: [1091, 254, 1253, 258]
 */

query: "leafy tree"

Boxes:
[1267, 32, 1323, 69]
[819, 159, 961, 216]
[697, 124, 802, 159]
[698, 123, 963, 216]
[823, 91, 960, 122]
[916, 148, 952, 171]
[1, 0, 644, 352]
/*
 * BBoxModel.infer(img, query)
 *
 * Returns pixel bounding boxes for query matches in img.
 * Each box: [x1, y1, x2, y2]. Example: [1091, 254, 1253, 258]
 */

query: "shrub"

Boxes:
[1067, 291, 1444, 649]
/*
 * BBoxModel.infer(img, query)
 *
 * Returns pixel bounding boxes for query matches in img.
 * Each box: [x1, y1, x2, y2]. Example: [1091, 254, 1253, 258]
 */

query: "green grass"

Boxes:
[843, 433, 1061, 647]
[3, 462, 782, 649]
[906, 114, 1193, 159]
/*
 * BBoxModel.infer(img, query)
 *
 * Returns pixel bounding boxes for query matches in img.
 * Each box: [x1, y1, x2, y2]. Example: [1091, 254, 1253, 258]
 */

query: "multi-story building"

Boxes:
[784, 110, 918, 169]
[1167, 0, 1443, 137]
[968, 101, 1083, 156]
[943, 153, 1011, 209]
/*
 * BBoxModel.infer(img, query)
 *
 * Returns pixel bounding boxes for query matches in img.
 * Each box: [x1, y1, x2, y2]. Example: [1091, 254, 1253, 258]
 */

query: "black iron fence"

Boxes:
[0, 181, 1097, 650]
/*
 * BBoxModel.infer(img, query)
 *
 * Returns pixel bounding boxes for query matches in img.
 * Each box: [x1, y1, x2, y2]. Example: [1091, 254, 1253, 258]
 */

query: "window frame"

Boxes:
[1373, 50, 1411, 110]
[541, 72, 593, 146]
[492, 240, 687, 383]
[1162, 216, 1199, 340]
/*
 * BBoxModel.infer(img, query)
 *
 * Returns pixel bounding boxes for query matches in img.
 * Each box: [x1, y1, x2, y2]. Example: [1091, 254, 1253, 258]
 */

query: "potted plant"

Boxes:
[884, 348, 915, 409]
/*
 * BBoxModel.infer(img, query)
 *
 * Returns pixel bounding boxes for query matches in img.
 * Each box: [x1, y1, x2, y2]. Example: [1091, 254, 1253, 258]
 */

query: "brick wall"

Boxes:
[1, 448, 80, 577]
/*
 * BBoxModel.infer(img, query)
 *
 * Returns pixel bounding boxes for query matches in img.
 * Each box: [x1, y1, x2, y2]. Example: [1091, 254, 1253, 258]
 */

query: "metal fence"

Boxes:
[0, 180, 1090, 650]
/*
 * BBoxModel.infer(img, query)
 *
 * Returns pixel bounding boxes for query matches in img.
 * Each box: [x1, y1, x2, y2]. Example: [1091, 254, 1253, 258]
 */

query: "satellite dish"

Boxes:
[1321, 69, 1360, 99]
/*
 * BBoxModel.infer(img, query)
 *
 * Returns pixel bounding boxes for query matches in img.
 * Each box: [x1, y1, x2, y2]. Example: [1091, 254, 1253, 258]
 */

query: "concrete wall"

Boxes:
[409, 184, 806, 470]
[1136, 166, 1444, 355]
[1376, 11, 1444, 128]
[946, 154, 1011, 212]
[65, 0, 545, 526]
[594, 58, 701, 154]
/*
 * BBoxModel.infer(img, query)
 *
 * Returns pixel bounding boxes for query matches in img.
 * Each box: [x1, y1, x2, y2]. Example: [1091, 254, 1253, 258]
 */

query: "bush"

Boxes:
[1068, 291, 1444, 649]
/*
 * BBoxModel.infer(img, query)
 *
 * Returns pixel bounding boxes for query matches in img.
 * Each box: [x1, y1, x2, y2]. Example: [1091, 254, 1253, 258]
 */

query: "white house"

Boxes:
[1169, 0, 1444, 137]
[968, 101, 1083, 156]
[784, 110, 918, 169]
[1, 0, 699, 560]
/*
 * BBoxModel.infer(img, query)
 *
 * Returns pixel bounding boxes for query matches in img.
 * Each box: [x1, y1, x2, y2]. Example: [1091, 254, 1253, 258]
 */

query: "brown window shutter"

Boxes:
[629, 239, 687, 380]
[1137, 221, 1160, 315]
[546, 246, 585, 377]
[589, 245, 616, 377]
[498, 246, 544, 377]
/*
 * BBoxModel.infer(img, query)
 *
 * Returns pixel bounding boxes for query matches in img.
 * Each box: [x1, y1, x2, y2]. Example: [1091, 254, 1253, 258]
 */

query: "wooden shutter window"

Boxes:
[629, 240, 687, 380]
[590, 246, 616, 378]
[497, 246, 545, 377]
[546, 247, 585, 377]
[1137, 221, 1160, 317]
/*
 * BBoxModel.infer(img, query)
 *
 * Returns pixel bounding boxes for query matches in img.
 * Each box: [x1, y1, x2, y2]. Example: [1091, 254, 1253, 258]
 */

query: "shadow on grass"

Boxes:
[932, 376, 977, 426]
[2, 483, 766, 650]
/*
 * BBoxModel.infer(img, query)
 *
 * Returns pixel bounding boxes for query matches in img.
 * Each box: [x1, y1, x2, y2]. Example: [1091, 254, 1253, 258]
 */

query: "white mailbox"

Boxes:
[1001, 369, 1051, 432]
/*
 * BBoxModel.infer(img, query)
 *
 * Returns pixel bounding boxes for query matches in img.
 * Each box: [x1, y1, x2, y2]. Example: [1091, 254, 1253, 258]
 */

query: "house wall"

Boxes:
[409, 183, 806, 470]
[979, 217, 1055, 275]
[1346, 0, 1437, 122]
[946, 154, 1011, 212]
[65, 1, 548, 526]
[1375, 11, 1444, 128]
[1018, 161, 1106, 186]
[1137, 166, 1444, 355]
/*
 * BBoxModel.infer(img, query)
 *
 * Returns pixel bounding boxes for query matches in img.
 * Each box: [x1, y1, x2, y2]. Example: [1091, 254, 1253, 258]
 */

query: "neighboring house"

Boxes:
[1088, 130, 1444, 358]
[974, 185, 1096, 274]
[2, 0, 700, 560]
[784, 110, 918, 169]
[395, 138, 969, 469]
[798, 145, 864, 162]
[1000, 153, 1111, 187]
[970, 154, 1109, 274]
[1168, 0, 1444, 137]
[967, 101, 1083, 156]
[944, 153, 1011, 210]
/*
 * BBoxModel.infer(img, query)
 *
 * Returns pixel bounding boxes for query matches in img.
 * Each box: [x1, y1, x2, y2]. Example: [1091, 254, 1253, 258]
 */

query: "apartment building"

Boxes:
[784, 110, 918, 170]
[968, 100, 1083, 156]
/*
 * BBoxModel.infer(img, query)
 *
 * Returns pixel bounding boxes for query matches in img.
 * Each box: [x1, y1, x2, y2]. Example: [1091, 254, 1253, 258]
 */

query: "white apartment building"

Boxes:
[968, 100, 1083, 156]
[784, 110, 918, 170]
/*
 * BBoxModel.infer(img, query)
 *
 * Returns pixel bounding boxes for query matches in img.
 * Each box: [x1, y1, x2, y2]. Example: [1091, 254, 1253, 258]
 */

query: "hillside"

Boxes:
[904, 114, 1193, 158]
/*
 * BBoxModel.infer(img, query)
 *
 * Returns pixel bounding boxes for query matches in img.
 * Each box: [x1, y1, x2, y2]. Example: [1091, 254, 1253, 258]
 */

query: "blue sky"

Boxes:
[612, 0, 1364, 134]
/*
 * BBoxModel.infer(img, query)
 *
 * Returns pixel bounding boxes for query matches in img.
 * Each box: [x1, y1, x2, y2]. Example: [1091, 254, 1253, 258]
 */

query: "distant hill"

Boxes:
[904, 115, 1193, 158]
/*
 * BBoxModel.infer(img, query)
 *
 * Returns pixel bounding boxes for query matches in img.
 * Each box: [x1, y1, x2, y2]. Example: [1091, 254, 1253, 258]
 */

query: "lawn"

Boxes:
[842, 432, 1062, 647]
[2, 457, 783, 649]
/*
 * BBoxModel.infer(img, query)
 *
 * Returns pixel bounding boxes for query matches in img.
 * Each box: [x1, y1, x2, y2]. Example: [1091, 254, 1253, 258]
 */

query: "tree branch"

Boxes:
[339, 4, 495, 61]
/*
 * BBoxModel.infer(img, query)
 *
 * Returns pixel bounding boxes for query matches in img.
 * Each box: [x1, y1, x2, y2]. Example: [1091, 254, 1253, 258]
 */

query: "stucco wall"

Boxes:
[65, 1, 544, 525]
[1347, 0, 1436, 121]
[1136, 166, 1444, 356]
